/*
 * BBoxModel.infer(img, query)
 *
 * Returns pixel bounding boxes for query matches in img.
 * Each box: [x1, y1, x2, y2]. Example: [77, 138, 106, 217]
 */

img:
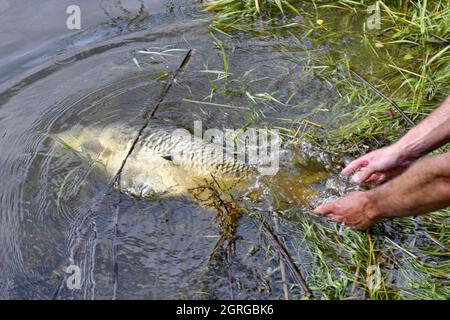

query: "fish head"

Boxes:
[54, 125, 131, 176]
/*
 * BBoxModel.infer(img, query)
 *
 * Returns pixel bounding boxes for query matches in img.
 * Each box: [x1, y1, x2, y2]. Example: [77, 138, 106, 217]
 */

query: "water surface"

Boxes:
[0, 0, 366, 299]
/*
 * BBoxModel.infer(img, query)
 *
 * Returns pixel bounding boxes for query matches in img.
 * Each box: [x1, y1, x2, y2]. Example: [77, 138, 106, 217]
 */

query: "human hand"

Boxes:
[313, 191, 383, 230]
[342, 145, 415, 185]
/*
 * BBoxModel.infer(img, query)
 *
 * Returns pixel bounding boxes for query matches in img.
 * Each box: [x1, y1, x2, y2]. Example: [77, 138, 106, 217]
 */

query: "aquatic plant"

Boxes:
[203, 0, 449, 300]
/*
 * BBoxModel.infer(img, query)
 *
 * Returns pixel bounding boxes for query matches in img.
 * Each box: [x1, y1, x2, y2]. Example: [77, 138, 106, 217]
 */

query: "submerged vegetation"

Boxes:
[206, 0, 450, 149]
[202, 0, 450, 299]
[51, 0, 448, 300]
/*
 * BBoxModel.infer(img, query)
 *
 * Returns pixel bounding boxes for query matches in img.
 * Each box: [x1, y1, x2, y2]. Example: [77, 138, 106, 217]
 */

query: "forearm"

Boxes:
[393, 95, 450, 159]
[368, 151, 450, 220]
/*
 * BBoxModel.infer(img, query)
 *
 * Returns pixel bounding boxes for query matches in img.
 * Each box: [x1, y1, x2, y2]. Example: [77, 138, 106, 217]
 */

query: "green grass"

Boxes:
[204, 0, 450, 300]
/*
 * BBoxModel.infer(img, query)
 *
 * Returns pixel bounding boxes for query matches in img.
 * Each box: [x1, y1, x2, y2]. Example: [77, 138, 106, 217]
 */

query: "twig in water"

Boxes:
[350, 69, 415, 127]
[52, 49, 193, 300]
[112, 205, 120, 300]
[113, 49, 192, 187]
[109, 49, 192, 299]
[272, 214, 289, 300]
[261, 220, 314, 299]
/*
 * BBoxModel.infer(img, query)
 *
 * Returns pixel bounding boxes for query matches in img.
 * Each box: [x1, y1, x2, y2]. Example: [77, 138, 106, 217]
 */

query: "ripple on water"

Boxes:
[0, 3, 344, 299]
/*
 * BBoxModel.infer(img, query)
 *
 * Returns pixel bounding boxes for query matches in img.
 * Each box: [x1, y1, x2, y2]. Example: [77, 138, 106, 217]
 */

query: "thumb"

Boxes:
[314, 202, 336, 215]
[341, 158, 368, 176]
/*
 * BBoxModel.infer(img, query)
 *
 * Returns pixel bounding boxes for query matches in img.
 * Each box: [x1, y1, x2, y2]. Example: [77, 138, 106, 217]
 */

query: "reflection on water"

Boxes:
[0, 0, 349, 299]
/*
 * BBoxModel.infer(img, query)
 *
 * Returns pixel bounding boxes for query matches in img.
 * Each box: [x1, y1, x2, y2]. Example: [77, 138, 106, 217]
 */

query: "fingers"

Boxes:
[342, 157, 377, 184]
[341, 158, 369, 176]
[365, 167, 404, 185]
[351, 166, 376, 184]
[329, 214, 345, 224]
[329, 214, 365, 230]
[313, 202, 336, 216]
[315, 202, 364, 229]
[315, 205, 346, 225]
[364, 172, 385, 185]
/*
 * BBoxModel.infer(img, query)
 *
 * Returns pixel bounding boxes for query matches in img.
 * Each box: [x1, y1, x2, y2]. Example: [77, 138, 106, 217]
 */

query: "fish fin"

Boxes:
[161, 155, 173, 161]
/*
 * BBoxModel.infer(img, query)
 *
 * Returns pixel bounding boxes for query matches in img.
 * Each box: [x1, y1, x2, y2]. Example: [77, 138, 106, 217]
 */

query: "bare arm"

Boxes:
[393, 95, 450, 158]
[368, 151, 450, 220]
[342, 95, 450, 184]
[315, 151, 450, 229]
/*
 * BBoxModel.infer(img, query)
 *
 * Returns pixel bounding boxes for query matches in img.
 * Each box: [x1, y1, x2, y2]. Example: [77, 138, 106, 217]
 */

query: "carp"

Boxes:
[55, 122, 255, 198]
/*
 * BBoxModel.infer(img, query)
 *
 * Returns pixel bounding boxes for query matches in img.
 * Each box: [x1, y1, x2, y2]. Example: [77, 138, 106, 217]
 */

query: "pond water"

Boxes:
[0, 0, 388, 299]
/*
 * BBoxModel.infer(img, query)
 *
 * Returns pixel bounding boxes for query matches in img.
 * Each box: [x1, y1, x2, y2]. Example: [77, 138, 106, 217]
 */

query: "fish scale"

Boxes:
[56, 123, 255, 198]
[136, 125, 254, 177]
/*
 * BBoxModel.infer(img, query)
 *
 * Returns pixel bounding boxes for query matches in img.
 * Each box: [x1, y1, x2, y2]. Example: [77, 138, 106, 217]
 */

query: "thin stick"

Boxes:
[261, 221, 314, 299]
[52, 49, 192, 300]
[350, 69, 415, 127]
[227, 247, 235, 300]
[113, 49, 193, 187]
[112, 205, 120, 300]
[149, 50, 192, 118]
[272, 214, 289, 300]
[108, 50, 192, 300]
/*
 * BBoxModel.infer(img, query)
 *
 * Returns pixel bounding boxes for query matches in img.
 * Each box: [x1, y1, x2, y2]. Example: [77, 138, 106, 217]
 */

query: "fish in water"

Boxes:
[55, 122, 255, 198]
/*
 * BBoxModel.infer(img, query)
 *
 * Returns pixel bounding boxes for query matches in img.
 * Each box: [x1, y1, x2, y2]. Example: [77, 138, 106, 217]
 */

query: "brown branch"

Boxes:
[349, 69, 415, 127]
[273, 215, 289, 300]
[261, 220, 314, 299]
[113, 49, 192, 187]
